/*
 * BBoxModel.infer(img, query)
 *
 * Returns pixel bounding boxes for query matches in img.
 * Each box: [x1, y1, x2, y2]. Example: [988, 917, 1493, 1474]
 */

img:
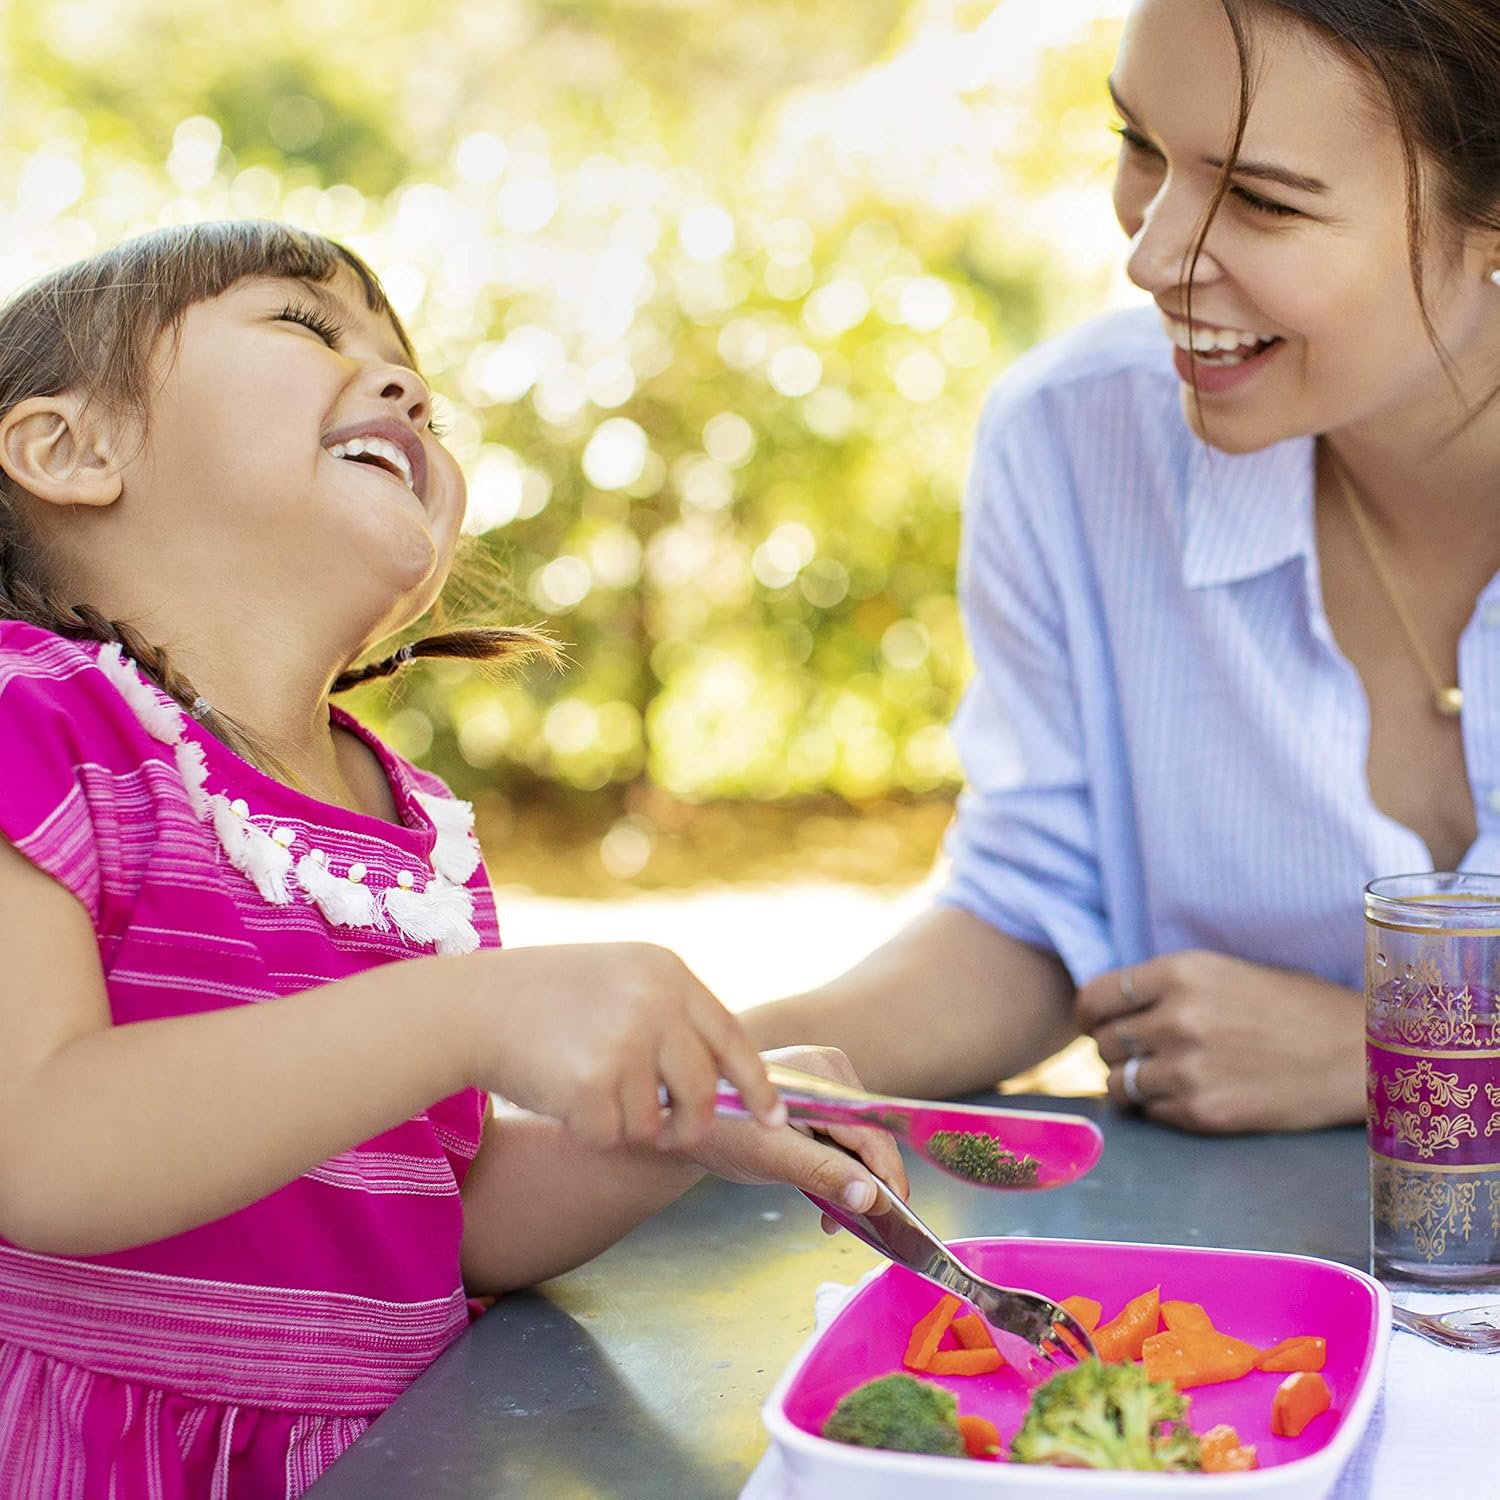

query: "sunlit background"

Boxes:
[4, 0, 1138, 1075]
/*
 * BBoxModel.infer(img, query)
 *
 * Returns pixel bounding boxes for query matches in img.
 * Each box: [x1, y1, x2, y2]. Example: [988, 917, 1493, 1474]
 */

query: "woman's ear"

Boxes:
[0, 393, 126, 508]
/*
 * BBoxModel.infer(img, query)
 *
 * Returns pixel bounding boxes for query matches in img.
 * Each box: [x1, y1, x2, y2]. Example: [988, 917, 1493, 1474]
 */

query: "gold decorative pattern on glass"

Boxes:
[1382, 979, 1497, 1050]
[1383, 1058, 1477, 1110]
[1371, 1160, 1500, 1263]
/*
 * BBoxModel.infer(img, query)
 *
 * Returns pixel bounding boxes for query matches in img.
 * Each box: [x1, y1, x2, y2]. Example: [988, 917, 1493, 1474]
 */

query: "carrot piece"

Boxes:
[1049, 1295, 1104, 1357]
[958, 1413, 1002, 1459]
[951, 1313, 998, 1352]
[1200, 1424, 1259, 1472]
[1270, 1371, 1331, 1438]
[1258, 1335, 1327, 1373]
[1161, 1299, 1214, 1333]
[1058, 1295, 1102, 1332]
[1199, 1423, 1240, 1463]
[1142, 1329, 1261, 1388]
[903, 1293, 962, 1372]
[1209, 1444, 1260, 1473]
[928, 1347, 1006, 1376]
[1091, 1286, 1161, 1362]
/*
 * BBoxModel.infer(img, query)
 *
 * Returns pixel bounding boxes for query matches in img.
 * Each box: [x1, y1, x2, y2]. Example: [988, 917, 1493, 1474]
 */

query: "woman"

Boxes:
[747, 0, 1500, 1133]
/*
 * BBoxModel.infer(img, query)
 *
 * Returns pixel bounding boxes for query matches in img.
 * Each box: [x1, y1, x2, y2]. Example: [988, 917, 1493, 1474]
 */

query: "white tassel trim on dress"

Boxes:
[295, 853, 381, 929]
[174, 739, 211, 817]
[209, 795, 293, 905]
[97, 644, 185, 745]
[384, 877, 480, 955]
[95, 641, 476, 948]
[414, 790, 482, 884]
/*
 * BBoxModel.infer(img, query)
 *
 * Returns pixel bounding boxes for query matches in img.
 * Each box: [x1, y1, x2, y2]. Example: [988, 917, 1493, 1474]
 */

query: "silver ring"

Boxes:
[1119, 966, 1136, 1004]
[1121, 1053, 1147, 1106]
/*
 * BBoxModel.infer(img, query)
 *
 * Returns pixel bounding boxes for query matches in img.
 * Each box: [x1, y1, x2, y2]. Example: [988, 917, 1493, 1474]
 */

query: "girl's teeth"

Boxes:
[325, 436, 414, 489]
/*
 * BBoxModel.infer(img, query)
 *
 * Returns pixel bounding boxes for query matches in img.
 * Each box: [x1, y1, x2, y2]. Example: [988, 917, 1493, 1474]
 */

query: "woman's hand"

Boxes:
[1075, 951, 1365, 1133]
[673, 1045, 910, 1227]
[464, 943, 784, 1151]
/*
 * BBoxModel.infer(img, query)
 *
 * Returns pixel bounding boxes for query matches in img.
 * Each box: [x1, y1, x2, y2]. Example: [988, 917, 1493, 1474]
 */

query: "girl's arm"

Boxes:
[0, 832, 468, 1253]
[743, 904, 1077, 1099]
[458, 1108, 704, 1293]
[0, 836, 785, 1256]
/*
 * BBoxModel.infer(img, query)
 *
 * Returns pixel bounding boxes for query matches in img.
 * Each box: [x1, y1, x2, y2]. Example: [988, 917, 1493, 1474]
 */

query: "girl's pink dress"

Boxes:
[0, 621, 498, 1498]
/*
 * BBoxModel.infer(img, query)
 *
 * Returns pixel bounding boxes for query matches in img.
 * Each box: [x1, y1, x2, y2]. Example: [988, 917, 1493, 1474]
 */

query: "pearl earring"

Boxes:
[1491, 269, 1500, 288]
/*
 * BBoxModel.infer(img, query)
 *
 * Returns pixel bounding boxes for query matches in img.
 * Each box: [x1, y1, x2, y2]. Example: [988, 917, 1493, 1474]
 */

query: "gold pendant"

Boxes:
[1436, 686, 1464, 718]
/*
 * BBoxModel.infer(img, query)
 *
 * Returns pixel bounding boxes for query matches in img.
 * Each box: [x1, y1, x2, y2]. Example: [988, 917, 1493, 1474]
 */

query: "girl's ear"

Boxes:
[0, 392, 126, 508]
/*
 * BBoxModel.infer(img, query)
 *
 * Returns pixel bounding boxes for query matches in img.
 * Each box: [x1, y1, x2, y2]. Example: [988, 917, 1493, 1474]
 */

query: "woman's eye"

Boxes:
[1112, 123, 1160, 159]
[275, 301, 344, 345]
[1111, 115, 1300, 222]
[1231, 185, 1300, 218]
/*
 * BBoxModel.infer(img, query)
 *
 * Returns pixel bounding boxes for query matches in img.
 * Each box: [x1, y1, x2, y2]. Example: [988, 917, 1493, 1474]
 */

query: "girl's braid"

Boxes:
[331, 627, 559, 692]
[65, 604, 198, 705]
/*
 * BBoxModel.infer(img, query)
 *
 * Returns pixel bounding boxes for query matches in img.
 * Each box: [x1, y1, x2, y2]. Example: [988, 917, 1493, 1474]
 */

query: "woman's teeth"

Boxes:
[1163, 315, 1281, 366]
[326, 436, 415, 490]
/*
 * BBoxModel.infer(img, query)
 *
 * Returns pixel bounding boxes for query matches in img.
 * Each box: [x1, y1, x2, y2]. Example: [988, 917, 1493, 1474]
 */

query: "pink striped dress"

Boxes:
[0, 621, 498, 1498]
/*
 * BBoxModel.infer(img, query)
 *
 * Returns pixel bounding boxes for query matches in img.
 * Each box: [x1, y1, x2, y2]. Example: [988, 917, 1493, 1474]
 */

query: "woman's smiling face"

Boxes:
[1112, 0, 1500, 455]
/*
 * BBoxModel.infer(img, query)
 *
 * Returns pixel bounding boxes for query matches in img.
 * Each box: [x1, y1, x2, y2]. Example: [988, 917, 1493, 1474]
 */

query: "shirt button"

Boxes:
[1487, 789, 1500, 816]
[1483, 603, 1500, 628]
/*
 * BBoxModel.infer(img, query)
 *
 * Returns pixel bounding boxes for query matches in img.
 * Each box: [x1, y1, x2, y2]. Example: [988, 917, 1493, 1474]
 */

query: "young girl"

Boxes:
[0, 220, 904, 1498]
[749, 0, 1500, 1132]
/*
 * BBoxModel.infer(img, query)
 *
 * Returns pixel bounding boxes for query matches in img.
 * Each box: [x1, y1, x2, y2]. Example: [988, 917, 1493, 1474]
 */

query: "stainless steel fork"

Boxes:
[805, 1176, 1098, 1383]
[1392, 1301, 1500, 1352]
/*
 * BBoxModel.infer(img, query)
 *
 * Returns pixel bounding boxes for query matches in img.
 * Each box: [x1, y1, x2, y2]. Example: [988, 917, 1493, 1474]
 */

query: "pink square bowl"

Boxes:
[762, 1236, 1390, 1499]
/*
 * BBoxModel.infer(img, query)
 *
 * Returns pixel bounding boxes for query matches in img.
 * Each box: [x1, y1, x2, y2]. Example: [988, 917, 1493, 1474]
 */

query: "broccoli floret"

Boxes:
[821, 1373, 965, 1457]
[926, 1130, 1040, 1187]
[1009, 1358, 1202, 1472]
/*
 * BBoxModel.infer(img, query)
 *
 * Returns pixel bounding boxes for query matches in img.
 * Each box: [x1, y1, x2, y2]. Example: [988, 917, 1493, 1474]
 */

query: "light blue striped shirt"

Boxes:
[939, 305, 1500, 991]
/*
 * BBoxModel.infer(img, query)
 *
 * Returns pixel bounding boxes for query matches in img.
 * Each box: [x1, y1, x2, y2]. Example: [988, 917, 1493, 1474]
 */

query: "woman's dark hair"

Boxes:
[1188, 0, 1500, 386]
[0, 220, 554, 769]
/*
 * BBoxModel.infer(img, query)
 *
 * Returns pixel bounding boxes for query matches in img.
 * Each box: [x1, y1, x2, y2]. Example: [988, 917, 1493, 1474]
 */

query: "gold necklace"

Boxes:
[1329, 450, 1464, 718]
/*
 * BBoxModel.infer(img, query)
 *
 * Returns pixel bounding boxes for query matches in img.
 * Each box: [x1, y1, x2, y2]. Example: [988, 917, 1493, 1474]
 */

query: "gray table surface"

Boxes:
[305, 1095, 1368, 1499]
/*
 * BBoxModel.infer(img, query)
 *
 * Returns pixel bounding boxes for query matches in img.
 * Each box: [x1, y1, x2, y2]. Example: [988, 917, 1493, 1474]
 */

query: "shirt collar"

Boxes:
[1180, 432, 1317, 589]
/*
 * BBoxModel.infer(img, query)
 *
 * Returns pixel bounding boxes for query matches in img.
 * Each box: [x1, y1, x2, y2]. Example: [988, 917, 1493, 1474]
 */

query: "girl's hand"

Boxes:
[1075, 950, 1365, 1133]
[465, 943, 784, 1151]
[672, 1045, 910, 1227]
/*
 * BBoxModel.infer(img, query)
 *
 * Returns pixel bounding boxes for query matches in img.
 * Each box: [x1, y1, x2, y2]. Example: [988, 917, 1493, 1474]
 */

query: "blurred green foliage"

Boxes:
[0, 0, 1125, 878]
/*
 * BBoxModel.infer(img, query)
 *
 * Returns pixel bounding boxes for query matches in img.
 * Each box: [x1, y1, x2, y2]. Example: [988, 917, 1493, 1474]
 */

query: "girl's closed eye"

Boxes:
[275, 295, 443, 429]
[275, 299, 344, 346]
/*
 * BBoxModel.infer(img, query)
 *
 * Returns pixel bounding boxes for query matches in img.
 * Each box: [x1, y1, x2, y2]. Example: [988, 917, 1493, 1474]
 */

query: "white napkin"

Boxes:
[1330, 1291, 1498, 1499]
[740, 1285, 1499, 1499]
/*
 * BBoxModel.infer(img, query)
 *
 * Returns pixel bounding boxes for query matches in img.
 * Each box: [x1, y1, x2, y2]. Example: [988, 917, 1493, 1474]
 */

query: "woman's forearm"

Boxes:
[743, 904, 1077, 1098]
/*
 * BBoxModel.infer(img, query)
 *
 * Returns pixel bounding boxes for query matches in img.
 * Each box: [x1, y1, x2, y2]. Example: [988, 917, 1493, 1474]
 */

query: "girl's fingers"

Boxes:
[688, 991, 785, 1129]
[765, 1127, 881, 1214]
[654, 1031, 719, 1150]
[568, 1090, 627, 1152]
[617, 1057, 667, 1145]
[823, 1121, 908, 1202]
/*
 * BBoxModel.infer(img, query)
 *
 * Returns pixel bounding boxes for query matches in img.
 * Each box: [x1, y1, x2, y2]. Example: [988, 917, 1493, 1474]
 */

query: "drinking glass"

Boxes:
[1365, 873, 1500, 1290]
